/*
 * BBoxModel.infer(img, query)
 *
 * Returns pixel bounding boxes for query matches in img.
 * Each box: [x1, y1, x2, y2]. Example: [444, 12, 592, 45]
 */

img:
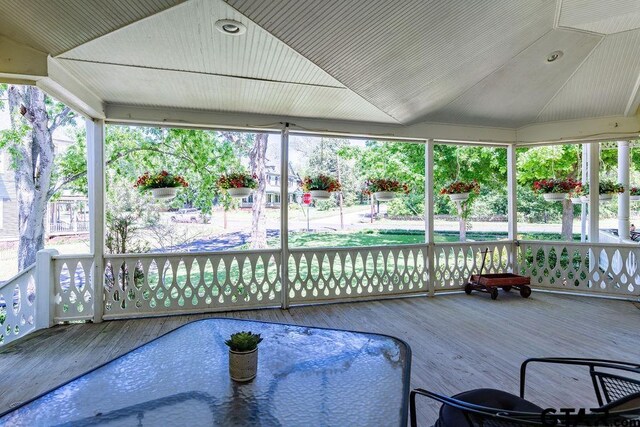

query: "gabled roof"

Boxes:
[1, 0, 640, 143]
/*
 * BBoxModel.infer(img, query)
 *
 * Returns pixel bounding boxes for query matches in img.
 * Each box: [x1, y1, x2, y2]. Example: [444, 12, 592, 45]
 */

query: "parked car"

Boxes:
[170, 208, 202, 223]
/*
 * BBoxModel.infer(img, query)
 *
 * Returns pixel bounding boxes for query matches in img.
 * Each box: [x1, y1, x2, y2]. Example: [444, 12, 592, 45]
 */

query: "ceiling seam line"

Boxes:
[534, 35, 605, 122]
[408, 28, 555, 125]
[56, 57, 348, 89]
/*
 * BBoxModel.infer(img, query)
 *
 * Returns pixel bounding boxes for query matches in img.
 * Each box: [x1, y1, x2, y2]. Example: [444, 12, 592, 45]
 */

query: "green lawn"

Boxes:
[282, 230, 574, 248]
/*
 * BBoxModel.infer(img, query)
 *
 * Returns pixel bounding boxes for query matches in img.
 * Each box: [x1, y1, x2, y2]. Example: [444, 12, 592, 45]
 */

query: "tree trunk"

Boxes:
[8, 86, 56, 269]
[561, 199, 574, 241]
[249, 133, 268, 249]
[456, 201, 467, 242]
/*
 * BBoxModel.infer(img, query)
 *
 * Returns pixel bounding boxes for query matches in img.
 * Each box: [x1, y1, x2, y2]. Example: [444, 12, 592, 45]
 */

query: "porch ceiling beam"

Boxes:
[516, 116, 640, 145]
[104, 103, 516, 144]
[0, 35, 48, 83]
[36, 57, 105, 120]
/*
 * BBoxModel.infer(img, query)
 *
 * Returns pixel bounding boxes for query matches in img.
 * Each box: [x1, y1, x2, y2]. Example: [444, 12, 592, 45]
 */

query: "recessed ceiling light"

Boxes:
[215, 19, 246, 36]
[546, 50, 563, 63]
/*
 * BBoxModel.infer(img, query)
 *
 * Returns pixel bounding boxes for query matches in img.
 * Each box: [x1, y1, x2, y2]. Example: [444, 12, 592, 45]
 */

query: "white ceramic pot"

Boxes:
[229, 348, 258, 382]
[448, 192, 470, 203]
[599, 193, 613, 201]
[310, 190, 330, 200]
[151, 187, 178, 200]
[374, 191, 396, 201]
[542, 193, 567, 202]
[228, 187, 252, 198]
[630, 195, 640, 201]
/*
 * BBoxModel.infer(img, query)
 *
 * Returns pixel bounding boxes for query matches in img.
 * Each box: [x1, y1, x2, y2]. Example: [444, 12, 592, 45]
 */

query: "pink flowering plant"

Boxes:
[532, 178, 579, 194]
[630, 187, 640, 196]
[439, 180, 480, 195]
[217, 173, 259, 190]
[134, 171, 188, 190]
[300, 175, 341, 192]
[363, 178, 409, 195]
[578, 180, 624, 195]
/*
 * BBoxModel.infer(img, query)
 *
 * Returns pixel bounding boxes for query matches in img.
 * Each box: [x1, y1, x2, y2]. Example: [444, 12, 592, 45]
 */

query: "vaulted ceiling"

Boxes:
[1, 0, 640, 132]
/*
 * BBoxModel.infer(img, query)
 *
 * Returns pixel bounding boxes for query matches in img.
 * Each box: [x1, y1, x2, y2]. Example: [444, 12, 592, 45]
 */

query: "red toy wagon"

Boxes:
[464, 248, 532, 300]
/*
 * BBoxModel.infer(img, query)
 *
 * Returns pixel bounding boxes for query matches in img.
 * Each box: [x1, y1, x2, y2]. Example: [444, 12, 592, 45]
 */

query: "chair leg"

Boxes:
[410, 390, 418, 427]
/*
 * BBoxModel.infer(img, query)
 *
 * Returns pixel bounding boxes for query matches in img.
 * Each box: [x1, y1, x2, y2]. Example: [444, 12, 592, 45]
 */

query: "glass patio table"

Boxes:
[0, 318, 411, 426]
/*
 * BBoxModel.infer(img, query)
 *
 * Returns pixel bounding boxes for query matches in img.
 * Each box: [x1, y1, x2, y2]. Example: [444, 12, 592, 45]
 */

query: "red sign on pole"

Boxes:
[302, 193, 312, 205]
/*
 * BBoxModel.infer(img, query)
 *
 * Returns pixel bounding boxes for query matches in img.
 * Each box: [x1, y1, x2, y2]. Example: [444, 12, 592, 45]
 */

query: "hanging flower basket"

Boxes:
[448, 192, 470, 202]
[135, 171, 188, 201]
[374, 191, 397, 201]
[364, 178, 409, 202]
[630, 187, 640, 201]
[542, 193, 567, 202]
[310, 190, 331, 200]
[578, 181, 624, 203]
[300, 175, 341, 201]
[440, 180, 480, 203]
[217, 173, 258, 198]
[532, 178, 579, 203]
[151, 187, 178, 200]
[570, 196, 583, 204]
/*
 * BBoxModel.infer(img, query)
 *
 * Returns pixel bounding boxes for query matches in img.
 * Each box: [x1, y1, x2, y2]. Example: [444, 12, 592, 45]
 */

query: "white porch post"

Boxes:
[86, 118, 105, 323]
[507, 144, 518, 273]
[35, 248, 58, 329]
[588, 142, 600, 242]
[618, 140, 630, 240]
[580, 143, 588, 242]
[425, 139, 435, 296]
[280, 124, 290, 309]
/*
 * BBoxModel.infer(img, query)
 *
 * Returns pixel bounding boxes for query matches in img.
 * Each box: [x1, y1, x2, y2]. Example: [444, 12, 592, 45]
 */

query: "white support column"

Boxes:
[280, 124, 290, 309]
[425, 139, 435, 297]
[580, 143, 588, 242]
[507, 144, 518, 273]
[86, 118, 105, 323]
[588, 142, 600, 242]
[35, 248, 58, 329]
[618, 140, 630, 240]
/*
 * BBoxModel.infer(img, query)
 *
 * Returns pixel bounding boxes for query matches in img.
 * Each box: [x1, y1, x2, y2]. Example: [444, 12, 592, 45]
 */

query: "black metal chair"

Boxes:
[410, 357, 640, 426]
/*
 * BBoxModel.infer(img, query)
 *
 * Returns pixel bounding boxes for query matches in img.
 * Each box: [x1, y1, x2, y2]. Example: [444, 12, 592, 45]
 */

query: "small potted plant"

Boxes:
[630, 187, 640, 202]
[532, 177, 579, 202]
[364, 178, 409, 201]
[225, 331, 263, 382]
[134, 170, 188, 200]
[579, 180, 624, 202]
[217, 172, 258, 198]
[300, 175, 341, 200]
[439, 180, 480, 203]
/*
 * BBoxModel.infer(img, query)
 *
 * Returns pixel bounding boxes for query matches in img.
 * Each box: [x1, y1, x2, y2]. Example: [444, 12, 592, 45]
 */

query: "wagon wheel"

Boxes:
[464, 283, 473, 295]
[503, 286, 512, 292]
[520, 286, 532, 298]
[490, 288, 499, 300]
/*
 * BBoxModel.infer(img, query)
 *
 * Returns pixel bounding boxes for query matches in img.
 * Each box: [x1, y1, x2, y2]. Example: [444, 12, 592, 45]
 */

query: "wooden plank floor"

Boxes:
[1, 292, 639, 424]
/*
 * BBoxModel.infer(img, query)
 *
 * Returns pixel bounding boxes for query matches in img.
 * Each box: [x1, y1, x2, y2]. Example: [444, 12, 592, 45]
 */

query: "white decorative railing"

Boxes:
[27, 240, 640, 329]
[432, 241, 514, 291]
[0, 265, 36, 346]
[287, 244, 428, 303]
[518, 241, 640, 298]
[102, 250, 281, 319]
[52, 254, 95, 322]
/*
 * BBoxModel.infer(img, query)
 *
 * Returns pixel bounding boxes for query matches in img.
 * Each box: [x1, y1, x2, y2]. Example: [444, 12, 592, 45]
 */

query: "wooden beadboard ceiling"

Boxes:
[2, 0, 640, 128]
[0, 0, 184, 55]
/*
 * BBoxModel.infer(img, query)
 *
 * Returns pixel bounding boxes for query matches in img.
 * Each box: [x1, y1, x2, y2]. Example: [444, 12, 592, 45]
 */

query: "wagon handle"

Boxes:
[477, 247, 491, 277]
